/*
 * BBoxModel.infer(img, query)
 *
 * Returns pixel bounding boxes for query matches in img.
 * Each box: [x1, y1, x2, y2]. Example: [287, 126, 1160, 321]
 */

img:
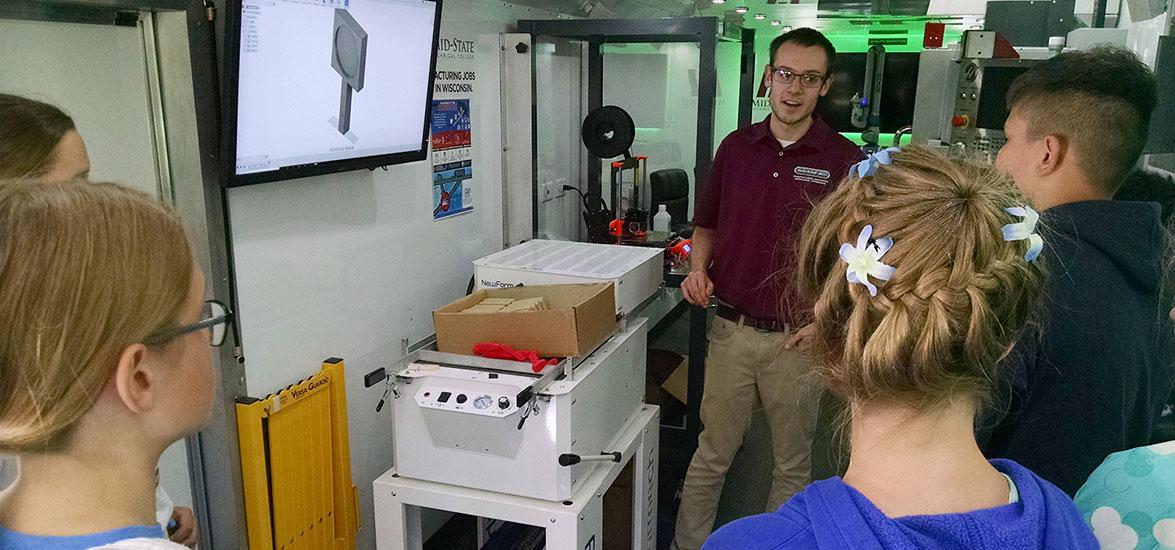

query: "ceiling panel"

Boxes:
[500, 0, 985, 36]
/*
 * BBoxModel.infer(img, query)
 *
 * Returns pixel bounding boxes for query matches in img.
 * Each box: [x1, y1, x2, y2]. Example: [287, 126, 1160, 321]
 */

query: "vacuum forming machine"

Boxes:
[390, 318, 648, 502]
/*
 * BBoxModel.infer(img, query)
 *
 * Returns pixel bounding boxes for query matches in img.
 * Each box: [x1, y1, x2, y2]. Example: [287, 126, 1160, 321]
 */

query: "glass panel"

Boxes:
[602, 42, 699, 223]
[533, 37, 588, 241]
[714, 39, 744, 158]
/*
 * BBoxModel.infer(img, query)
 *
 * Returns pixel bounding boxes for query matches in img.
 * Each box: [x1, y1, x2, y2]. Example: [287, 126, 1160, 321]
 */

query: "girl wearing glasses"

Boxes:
[0, 180, 230, 549]
[0, 93, 205, 547]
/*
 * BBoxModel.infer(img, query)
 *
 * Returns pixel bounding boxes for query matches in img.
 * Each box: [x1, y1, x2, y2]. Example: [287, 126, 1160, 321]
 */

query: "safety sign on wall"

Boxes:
[430, 99, 474, 221]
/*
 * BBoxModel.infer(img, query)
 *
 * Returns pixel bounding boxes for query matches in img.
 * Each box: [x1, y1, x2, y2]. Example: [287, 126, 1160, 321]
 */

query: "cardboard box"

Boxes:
[433, 282, 617, 357]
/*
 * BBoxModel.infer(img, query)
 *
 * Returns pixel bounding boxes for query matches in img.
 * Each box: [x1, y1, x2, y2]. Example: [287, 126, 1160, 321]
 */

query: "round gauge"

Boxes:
[473, 395, 493, 409]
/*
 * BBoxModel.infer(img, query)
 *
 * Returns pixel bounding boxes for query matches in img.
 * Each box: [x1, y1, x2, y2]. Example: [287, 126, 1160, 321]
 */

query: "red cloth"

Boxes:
[473, 343, 560, 373]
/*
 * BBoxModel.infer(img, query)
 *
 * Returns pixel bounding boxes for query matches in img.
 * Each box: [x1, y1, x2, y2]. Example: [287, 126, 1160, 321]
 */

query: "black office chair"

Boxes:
[649, 168, 693, 236]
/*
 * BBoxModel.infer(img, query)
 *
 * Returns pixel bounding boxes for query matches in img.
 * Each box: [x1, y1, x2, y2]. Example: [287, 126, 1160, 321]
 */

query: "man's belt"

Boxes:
[715, 304, 787, 332]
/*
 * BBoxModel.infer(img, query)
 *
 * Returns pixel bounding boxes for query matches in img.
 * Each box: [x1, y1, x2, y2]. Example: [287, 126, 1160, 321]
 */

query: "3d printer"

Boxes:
[578, 105, 650, 242]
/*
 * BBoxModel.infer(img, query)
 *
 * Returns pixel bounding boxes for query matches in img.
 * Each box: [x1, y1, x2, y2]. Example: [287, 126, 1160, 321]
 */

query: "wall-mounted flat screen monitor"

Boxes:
[225, 0, 442, 186]
[816, 52, 920, 134]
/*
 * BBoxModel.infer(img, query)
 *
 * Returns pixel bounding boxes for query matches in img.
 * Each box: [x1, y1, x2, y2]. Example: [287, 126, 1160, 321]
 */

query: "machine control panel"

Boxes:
[416, 386, 517, 417]
[949, 62, 1005, 157]
[947, 54, 1055, 157]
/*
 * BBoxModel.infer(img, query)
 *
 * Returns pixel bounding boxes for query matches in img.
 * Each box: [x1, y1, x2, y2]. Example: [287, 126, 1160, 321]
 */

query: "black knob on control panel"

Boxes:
[456, 394, 467, 404]
[498, 397, 510, 409]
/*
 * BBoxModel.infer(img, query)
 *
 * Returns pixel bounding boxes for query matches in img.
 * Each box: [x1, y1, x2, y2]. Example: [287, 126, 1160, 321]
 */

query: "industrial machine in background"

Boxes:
[946, 32, 1054, 157]
[819, 49, 921, 150]
[917, 27, 1135, 157]
[855, 45, 887, 153]
[913, 0, 1076, 156]
[908, 0, 1153, 158]
[912, 31, 1055, 158]
[910, 43, 962, 150]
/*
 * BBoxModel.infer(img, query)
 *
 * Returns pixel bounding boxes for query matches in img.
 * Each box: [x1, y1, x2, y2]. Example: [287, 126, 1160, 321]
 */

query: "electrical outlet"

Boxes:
[541, 181, 555, 203]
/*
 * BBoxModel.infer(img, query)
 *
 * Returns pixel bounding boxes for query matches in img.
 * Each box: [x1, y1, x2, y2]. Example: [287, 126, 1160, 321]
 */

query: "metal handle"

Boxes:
[558, 452, 622, 467]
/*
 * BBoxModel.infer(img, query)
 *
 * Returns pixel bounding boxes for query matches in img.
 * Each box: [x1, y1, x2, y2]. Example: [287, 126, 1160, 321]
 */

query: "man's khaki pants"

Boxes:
[671, 315, 820, 550]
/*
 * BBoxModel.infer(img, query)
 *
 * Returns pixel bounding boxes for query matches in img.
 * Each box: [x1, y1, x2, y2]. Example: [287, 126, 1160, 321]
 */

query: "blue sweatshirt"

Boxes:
[703, 459, 1097, 549]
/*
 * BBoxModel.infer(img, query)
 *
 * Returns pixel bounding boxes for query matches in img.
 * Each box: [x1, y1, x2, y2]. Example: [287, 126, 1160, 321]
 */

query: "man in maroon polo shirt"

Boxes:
[672, 28, 862, 550]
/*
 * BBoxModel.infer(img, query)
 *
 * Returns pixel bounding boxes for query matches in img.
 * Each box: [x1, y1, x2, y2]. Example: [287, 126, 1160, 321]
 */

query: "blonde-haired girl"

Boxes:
[705, 146, 1096, 549]
[0, 180, 229, 549]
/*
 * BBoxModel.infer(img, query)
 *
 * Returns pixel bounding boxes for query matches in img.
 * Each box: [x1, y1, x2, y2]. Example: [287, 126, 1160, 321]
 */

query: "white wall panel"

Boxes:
[0, 19, 159, 197]
[226, 1, 570, 547]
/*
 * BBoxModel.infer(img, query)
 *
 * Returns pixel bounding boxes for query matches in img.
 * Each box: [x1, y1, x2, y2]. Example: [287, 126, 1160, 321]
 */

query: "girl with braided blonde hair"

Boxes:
[705, 146, 1097, 549]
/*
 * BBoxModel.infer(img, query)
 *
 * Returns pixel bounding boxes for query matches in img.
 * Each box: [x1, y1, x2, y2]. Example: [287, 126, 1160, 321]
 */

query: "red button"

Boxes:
[951, 115, 970, 128]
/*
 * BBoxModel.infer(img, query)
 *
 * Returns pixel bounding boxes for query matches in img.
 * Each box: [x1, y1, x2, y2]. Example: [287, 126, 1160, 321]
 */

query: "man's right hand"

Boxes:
[681, 269, 714, 306]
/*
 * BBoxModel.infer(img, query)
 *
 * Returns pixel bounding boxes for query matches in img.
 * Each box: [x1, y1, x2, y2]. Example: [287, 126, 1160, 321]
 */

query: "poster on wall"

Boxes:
[430, 99, 473, 220]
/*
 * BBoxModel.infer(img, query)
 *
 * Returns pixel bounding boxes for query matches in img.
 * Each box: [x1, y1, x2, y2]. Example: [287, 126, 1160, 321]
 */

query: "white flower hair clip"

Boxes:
[852, 147, 902, 179]
[1002, 205, 1044, 263]
[839, 224, 896, 297]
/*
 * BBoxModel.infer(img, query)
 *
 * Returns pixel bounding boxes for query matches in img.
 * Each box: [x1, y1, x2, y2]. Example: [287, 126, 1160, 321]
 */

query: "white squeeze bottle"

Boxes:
[653, 204, 671, 232]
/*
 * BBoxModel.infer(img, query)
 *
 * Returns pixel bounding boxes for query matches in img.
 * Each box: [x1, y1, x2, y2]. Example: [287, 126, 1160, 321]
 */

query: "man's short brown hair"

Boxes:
[1006, 46, 1157, 193]
[769, 27, 836, 73]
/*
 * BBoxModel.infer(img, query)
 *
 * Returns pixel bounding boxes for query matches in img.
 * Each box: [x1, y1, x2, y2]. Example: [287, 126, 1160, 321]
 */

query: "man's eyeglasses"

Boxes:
[144, 300, 233, 347]
[771, 66, 827, 88]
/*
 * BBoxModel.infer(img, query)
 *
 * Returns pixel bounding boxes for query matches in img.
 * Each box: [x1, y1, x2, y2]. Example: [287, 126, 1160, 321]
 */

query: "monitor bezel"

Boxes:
[221, 0, 443, 187]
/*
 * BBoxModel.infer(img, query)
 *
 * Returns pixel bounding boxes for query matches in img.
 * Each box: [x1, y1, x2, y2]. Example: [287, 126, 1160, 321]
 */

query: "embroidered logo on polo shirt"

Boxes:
[794, 166, 831, 185]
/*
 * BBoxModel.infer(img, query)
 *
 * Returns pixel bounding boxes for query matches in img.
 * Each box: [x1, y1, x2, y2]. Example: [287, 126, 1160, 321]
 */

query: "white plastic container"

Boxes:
[474, 240, 663, 317]
[652, 204, 671, 232]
